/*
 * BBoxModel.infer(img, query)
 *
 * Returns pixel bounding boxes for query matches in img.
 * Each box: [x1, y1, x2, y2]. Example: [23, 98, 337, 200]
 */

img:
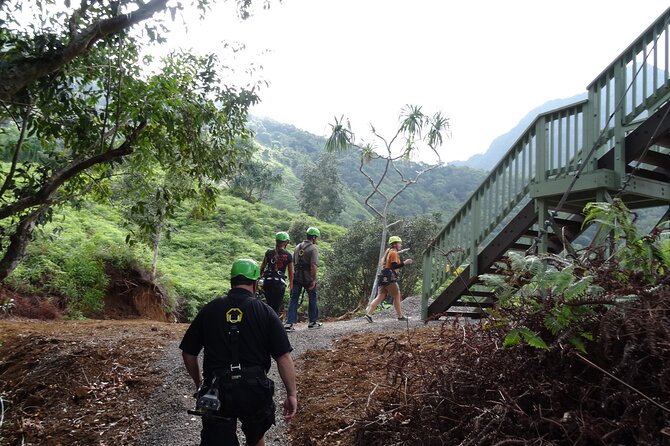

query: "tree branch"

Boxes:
[358, 155, 385, 218]
[0, 104, 31, 200]
[386, 162, 441, 208]
[0, 0, 169, 102]
[0, 121, 146, 220]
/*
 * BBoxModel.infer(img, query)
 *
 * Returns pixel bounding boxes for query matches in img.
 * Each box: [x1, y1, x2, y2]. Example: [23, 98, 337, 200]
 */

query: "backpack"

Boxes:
[294, 241, 313, 284]
[377, 248, 397, 285]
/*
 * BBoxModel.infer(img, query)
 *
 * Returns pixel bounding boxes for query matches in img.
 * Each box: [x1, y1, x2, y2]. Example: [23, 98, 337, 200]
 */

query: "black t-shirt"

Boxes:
[262, 248, 292, 277]
[179, 288, 293, 376]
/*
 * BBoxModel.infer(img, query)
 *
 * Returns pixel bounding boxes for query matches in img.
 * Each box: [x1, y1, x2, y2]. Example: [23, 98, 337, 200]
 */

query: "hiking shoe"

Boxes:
[284, 324, 295, 332]
[308, 321, 322, 329]
[364, 314, 373, 323]
[397, 316, 409, 321]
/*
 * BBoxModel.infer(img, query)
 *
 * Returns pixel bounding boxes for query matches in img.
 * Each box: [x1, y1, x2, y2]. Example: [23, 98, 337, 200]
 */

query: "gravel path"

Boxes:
[136, 296, 430, 446]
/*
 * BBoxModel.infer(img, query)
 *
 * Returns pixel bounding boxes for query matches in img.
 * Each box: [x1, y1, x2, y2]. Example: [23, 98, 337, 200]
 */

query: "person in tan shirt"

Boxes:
[365, 236, 413, 322]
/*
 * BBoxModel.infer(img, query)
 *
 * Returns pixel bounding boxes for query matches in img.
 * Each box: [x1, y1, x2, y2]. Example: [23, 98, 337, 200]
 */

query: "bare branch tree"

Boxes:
[326, 105, 450, 306]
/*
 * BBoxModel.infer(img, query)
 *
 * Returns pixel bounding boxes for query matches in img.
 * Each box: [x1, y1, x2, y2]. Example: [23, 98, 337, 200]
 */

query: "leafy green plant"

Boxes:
[483, 199, 669, 353]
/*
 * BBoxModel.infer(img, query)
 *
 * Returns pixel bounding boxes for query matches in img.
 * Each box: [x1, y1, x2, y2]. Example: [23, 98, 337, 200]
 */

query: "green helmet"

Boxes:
[230, 258, 260, 280]
[275, 231, 290, 242]
[388, 236, 402, 245]
[306, 226, 320, 237]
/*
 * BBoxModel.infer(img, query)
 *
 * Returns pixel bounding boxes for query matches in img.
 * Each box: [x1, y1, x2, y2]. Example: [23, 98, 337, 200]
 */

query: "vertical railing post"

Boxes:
[613, 60, 626, 186]
[535, 118, 548, 183]
[584, 87, 597, 173]
[535, 117, 549, 253]
[421, 250, 431, 320]
[470, 194, 480, 278]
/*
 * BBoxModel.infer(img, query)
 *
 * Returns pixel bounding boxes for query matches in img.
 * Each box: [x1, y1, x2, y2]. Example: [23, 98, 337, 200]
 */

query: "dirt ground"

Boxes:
[0, 319, 185, 446]
[0, 296, 434, 446]
[288, 327, 448, 445]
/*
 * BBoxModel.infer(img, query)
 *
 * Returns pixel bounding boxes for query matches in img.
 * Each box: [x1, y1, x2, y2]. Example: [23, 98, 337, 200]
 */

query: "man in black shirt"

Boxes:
[259, 231, 293, 315]
[180, 258, 297, 446]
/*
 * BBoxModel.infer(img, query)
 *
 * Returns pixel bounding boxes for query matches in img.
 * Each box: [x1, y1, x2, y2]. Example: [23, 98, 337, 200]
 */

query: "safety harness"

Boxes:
[189, 297, 270, 420]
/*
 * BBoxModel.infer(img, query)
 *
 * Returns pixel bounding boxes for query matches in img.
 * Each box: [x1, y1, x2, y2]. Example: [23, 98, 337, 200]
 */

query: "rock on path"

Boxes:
[136, 296, 428, 446]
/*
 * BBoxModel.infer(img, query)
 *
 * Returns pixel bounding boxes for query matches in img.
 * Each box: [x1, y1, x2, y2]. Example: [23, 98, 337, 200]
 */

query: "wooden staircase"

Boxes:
[421, 7, 670, 319]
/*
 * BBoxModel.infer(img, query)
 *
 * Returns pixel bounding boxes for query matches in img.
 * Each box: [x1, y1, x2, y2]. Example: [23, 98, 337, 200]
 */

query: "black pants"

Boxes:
[200, 402, 275, 446]
[200, 370, 276, 445]
[263, 280, 286, 315]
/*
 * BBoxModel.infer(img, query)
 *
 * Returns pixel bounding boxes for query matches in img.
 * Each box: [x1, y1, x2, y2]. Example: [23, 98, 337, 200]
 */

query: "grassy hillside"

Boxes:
[250, 116, 487, 225]
[6, 194, 344, 319]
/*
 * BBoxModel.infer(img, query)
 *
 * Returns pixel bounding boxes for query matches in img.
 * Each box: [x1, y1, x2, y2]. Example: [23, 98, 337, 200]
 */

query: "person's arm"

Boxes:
[182, 351, 201, 391]
[260, 252, 268, 275]
[276, 352, 298, 420]
[390, 259, 413, 270]
[287, 262, 294, 290]
[309, 264, 317, 290]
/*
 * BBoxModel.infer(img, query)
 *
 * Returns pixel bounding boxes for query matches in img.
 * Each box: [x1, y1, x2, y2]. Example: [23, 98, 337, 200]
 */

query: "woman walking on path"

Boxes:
[365, 236, 413, 322]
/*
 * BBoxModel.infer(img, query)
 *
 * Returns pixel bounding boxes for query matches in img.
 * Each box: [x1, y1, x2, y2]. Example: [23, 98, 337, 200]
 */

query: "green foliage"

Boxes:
[5, 193, 345, 320]
[0, 1, 260, 281]
[226, 152, 284, 203]
[6, 203, 139, 316]
[320, 214, 440, 316]
[249, 117, 486, 224]
[298, 153, 345, 222]
[484, 200, 670, 353]
[503, 327, 548, 350]
[583, 199, 670, 279]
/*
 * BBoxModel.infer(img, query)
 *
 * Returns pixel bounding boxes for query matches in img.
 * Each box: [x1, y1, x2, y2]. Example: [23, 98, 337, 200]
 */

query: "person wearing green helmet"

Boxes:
[365, 236, 413, 322]
[180, 258, 298, 445]
[260, 231, 294, 315]
[285, 226, 322, 331]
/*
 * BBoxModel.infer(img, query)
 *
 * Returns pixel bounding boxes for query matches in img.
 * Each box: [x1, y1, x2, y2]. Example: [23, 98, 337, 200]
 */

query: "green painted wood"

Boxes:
[421, 7, 670, 319]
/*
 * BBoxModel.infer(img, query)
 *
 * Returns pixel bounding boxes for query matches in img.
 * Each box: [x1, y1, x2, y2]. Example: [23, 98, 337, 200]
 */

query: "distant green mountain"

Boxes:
[249, 117, 488, 225]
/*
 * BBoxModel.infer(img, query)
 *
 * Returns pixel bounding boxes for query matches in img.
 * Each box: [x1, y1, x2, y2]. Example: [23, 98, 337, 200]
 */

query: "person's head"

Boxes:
[275, 231, 290, 248]
[306, 226, 320, 244]
[388, 235, 402, 250]
[230, 258, 261, 291]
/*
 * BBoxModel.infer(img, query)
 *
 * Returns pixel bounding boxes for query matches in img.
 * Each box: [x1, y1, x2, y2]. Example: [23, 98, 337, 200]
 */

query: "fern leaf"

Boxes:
[568, 336, 587, 354]
[503, 329, 521, 348]
[519, 327, 549, 350]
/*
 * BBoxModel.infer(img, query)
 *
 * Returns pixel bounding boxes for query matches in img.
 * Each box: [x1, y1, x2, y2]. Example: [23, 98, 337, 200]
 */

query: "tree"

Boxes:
[117, 165, 220, 282]
[298, 153, 345, 222]
[0, 1, 260, 281]
[325, 105, 449, 303]
[320, 214, 440, 315]
[224, 140, 284, 203]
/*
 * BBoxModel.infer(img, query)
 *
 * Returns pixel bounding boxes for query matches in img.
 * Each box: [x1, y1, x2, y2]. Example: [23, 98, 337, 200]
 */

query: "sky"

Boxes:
[164, 0, 670, 163]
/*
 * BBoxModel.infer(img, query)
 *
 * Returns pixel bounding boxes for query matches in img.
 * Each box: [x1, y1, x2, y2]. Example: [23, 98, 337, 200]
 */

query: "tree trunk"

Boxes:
[365, 215, 388, 307]
[0, 205, 48, 281]
[150, 221, 163, 282]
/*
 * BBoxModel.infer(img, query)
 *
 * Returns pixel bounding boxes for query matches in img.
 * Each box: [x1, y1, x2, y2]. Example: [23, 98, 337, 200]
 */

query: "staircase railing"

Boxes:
[421, 6, 670, 319]
[421, 102, 588, 316]
[587, 7, 670, 174]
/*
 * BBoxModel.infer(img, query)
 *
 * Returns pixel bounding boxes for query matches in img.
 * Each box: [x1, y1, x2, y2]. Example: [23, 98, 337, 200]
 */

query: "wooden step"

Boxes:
[444, 309, 487, 319]
[463, 289, 494, 298]
[453, 299, 495, 308]
[638, 149, 670, 168]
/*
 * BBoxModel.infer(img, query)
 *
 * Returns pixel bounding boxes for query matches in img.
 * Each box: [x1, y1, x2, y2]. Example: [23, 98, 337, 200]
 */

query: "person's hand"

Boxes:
[404, 259, 413, 266]
[283, 395, 298, 420]
[309, 281, 316, 290]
